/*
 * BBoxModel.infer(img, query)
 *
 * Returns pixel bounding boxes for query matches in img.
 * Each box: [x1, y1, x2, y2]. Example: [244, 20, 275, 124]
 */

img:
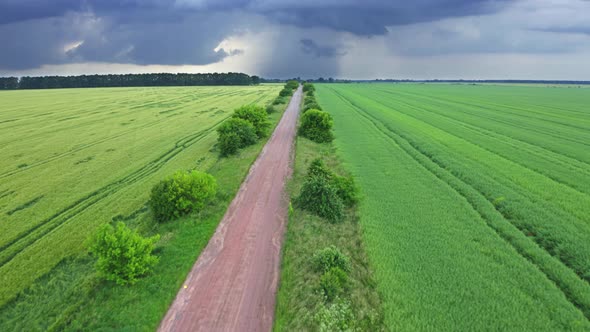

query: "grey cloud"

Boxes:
[300, 39, 344, 57]
[0, 10, 246, 70]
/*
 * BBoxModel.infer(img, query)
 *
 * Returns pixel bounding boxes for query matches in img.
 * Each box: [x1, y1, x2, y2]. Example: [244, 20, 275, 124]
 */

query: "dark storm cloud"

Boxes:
[300, 39, 343, 57]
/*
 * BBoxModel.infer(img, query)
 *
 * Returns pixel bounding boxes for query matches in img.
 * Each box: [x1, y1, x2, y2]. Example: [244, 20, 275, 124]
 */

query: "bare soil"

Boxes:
[158, 86, 302, 332]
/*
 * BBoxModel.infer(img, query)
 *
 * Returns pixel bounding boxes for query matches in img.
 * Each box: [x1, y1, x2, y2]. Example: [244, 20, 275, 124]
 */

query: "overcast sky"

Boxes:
[1, 0, 589, 79]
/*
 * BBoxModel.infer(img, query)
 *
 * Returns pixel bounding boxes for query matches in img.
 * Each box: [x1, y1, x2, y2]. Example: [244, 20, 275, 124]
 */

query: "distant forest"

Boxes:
[0, 73, 260, 90]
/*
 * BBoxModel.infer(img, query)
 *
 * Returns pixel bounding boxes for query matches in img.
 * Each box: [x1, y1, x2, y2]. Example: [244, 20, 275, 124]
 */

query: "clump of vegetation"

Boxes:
[331, 175, 359, 207]
[320, 267, 349, 301]
[150, 170, 218, 221]
[312, 246, 352, 273]
[87, 222, 160, 285]
[232, 104, 270, 138]
[217, 118, 258, 156]
[279, 88, 293, 97]
[297, 159, 358, 222]
[314, 299, 355, 332]
[298, 110, 334, 143]
[285, 80, 299, 90]
[308, 158, 333, 179]
[304, 95, 317, 106]
[266, 104, 276, 114]
[303, 82, 315, 93]
[304, 102, 322, 113]
[273, 96, 287, 105]
[296, 175, 343, 222]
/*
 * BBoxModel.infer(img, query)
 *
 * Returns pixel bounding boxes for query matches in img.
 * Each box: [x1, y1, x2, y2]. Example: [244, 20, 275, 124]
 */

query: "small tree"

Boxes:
[306, 159, 359, 207]
[279, 88, 293, 97]
[298, 110, 334, 143]
[296, 175, 343, 222]
[232, 104, 270, 138]
[285, 80, 299, 90]
[304, 96, 316, 105]
[217, 118, 258, 156]
[150, 170, 218, 221]
[303, 82, 315, 92]
[88, 222, 160, 285]
[304, 103, 322, 112]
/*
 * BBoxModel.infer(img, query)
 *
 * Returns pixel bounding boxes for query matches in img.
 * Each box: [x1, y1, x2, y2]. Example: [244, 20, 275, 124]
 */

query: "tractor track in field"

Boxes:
[0, 119, 225, 268]
[331, 88, 590, 319]
[0, 91, 272, 180]
[158, 86, 302, 332]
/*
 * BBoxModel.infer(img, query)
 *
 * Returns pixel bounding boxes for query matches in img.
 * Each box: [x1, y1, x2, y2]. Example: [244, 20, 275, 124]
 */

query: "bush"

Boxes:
[266, 104, 275, 114]
[332, 175, 359, 207]
[296, 175, 343, 222]
[150, 170, 217, 221]
[306, 158, 358, 207]
[312, 246, 351, 273]
[298, 109, 334, 143]
[308, 158, 333, 180]
[285, 80, 299, 90]
[279, 88, 293, 97]
[304, 96, 316, 106]
[217, 118, 258, 156]
[88, 222, 160, 285]
[273, 97, 286, 105]
[320, 267, 349, 301]
[304, 103, 322, 112]
[232, 104, 270, 138]
[303, 82, 315, 92]
[315, 299, 355, 332]
[306, 89, 315, 97]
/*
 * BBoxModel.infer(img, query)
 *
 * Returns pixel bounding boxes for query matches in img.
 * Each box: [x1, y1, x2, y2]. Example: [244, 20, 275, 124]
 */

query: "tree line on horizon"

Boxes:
[0, 72, 260, 90]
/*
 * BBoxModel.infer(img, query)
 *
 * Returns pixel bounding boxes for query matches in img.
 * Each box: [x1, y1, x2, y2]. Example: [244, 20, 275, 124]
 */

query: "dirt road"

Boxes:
[158, 86, 302, 332]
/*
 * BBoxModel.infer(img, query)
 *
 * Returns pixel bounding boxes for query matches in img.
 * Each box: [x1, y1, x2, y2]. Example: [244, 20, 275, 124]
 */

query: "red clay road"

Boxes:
[158, 86, 303, 332]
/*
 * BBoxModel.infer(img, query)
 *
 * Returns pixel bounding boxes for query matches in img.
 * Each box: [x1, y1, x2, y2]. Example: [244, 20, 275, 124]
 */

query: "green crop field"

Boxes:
[0, 85, 280, 306]
[315, 83, 590, 330]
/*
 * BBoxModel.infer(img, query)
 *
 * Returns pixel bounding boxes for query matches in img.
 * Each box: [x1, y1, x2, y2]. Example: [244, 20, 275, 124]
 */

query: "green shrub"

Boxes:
[232, 104, 270, 138]
[306, 158, 359, 207]
[273, 96, 286, 105]
[332, 175, 359, 207]
[266, 104, 275, 114]
[217, 118, 258, 156]
[306, 89, 315, 97]
[304, 96, 316, 106]
[303, 82, 315, 92]
[320, 267, 349, 301]
[304, 103, 322, 112]
[298, 109, 334, 143]
[312, 246, 351, 273]
[315, 299, 355, 332]
[296, 175, 343, 222]
[279, 88, 293, 97]
[308, 158, 333, 180]
[87, 222, 160, 285]
[150, 170, 217, 221]
[285, 80, 299, 90]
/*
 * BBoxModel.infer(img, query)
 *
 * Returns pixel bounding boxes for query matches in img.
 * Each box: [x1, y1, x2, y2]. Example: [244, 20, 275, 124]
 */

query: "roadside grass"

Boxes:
[274, 137, 385, 331]
[0, 95, 291, 331]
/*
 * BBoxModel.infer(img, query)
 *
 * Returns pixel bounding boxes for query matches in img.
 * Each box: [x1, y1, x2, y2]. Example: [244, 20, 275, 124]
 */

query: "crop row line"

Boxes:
[365, 89, 590, 196]
[329, 87, 590, 319]
[378, 88, 590, 154]
[0, 117, 226, 268]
